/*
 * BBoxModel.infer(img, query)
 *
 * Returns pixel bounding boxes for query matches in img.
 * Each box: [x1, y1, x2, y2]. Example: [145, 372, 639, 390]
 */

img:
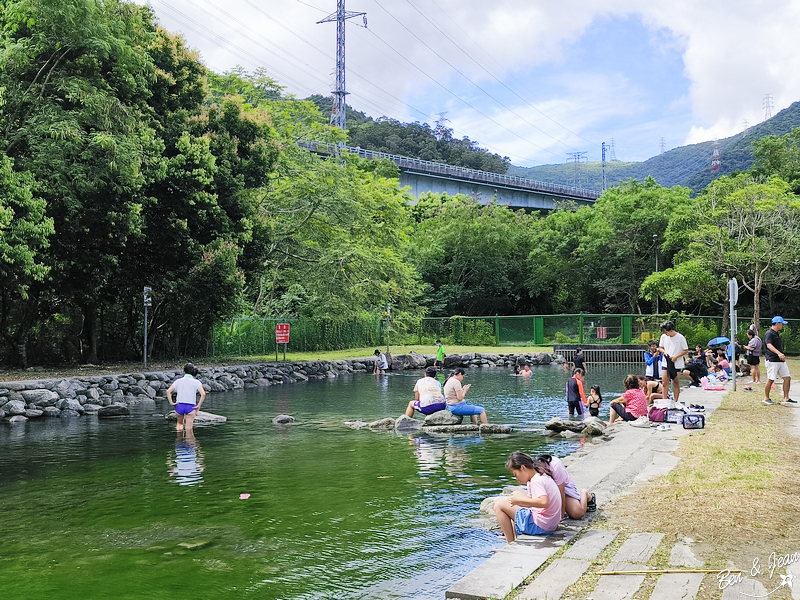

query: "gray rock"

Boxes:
[4, 414, 28, 422]
[164, 410, 226, 423]
[2, 400, 26, 416]
[254, 378, 271, 386]
[424, 424, 480, 432]
[461, 352, 475, 362]
[61, 399, 83, 413]
[394, 415, 424, 432]
[423, 411, 462, 425]
[345, 420, 368, 429]
[560, 430, 583, 439]
[2, 381, 27, 391]
[0, 396, 7, 408]
[24, 409, 44, 419]
[545, 417, 586, 433]
[101, 381, 119, 392]
[59, 409, 81, 418]
[291, 371, 309, 381]
[581, 417, 607, 436]
[82, 403, 103, 413]
[408, 351, 427, 368]
[368, 417, 396, 431]
[272, 414, 295, 424]
[42, 406, 61, 417]
[53, 379, 77, 398]
[20, 389, 59, 406]
[204, 380, 227, 393]
[128, 385, 147, 396]
[443, 354, 462, 368]
[98, 405, 131, 417]
[480, 424, 513, 434]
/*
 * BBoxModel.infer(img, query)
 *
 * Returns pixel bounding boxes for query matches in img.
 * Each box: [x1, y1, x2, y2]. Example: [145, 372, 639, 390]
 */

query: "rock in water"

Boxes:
[98, 405, 131, 418]
[272, 414, 295, 425]
[545, 417, 585, 433]
[394, 415, 423, 432]
[479, 424, 512, 434]
[345, 420, 368, 429]
[423, 411, 462, 426]
[581, 417, 606, 436]
[368, 418, 396, 431]
[164, 410, 226, 423]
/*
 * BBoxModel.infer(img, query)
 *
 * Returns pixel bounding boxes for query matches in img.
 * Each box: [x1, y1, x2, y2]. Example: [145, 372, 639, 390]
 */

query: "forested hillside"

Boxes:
[508, 100, 800, 191]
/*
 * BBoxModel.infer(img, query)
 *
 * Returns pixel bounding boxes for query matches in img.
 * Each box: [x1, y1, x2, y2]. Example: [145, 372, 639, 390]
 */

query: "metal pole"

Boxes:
[729, 279, 738, 391]
[144, 305, 148, 369]
[653, 234, 659, 315]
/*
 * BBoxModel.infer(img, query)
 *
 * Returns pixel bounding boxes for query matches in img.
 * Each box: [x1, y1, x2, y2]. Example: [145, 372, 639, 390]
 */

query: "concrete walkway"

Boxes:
[447, 385, 729, 600]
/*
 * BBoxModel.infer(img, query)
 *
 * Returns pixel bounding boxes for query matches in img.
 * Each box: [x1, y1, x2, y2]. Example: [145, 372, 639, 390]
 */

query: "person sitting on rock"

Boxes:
[608, 374, 648, 424]
[494, 452, 562, 544]
[536, 454, 596, 519]
[405, 367, 447, 418]
[443, 368, 488, 424]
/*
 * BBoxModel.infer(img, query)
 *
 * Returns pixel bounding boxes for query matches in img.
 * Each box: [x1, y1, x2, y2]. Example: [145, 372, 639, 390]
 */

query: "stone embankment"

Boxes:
[0, 351, 562, 423]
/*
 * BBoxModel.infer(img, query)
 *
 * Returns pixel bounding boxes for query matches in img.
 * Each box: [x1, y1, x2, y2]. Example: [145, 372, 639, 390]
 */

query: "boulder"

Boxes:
[2, 400, 26, 416]
[460, 352, 475, 362]
[20, 389, 59, 407]
[394, 415, 423, 432]
[53, 379, 77, 399]
[345, 420, 368, 429]
[4, 414, 28, 423]
[57, 399, 84, 413]
[387, 354, 414, 370]
[42, 406, 61, 417]
[442, 354, 462, 368]
[254, 378, 271, 387]
[82, 403, 103, 414]
[560, 430, 582, 439]
[423, 411, 462, 426]
[272, 414, 295, 424]
[423, 424, 479, 433]
[581, 417, 607, 436]
[59, 409, 81, 418]
[368, 417, 396, 431]
[408, 351, 427, 368]
[98, 405, 131, 418]
[24, 409, 44, 419]
[545, 417, 586, 433]
[164, 411, 226, 423]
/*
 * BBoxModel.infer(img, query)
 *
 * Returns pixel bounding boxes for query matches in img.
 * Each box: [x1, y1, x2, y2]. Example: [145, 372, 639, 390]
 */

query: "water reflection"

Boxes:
[167, 430, 204, 486]
[412, 434, 484, 477]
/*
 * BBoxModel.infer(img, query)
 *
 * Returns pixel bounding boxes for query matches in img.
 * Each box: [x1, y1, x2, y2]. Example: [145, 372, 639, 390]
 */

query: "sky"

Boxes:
[138, 0, 800, 167]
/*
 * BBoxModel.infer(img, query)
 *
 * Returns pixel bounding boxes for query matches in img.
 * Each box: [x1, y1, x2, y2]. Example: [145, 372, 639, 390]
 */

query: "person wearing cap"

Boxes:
[763, 317, 796, 405]
[166, 363, 206, 432]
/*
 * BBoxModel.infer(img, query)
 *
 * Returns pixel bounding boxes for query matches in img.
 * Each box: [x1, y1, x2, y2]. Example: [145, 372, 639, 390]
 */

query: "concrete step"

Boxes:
[518, 558, 590, 600]
[591, 561, 647, 600]
[649, 572, 704, 600]
[612, 532, 664, 563]
[564, 529, 618, 560]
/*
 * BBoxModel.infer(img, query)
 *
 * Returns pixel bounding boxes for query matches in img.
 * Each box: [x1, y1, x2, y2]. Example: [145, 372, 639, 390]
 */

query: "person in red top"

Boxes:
[608, 374, 648, 424]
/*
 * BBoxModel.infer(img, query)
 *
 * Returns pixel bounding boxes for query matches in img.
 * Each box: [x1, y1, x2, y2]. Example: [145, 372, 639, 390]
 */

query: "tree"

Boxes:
[751, 126, 800, 195]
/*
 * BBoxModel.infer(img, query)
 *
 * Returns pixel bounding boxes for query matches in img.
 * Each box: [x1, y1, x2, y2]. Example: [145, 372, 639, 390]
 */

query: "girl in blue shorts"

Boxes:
[493, 452, 562, 544]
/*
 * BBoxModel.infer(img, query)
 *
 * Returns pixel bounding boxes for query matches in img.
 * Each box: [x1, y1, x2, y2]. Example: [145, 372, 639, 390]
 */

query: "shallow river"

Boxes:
[0, 363, 633, 599]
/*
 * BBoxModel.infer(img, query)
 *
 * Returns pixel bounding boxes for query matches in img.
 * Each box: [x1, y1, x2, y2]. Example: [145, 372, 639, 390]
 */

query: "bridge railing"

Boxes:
[298, 140, 601, 201]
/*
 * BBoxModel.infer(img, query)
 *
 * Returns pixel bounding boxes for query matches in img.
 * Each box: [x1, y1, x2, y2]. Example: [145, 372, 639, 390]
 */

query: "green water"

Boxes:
[0, 365, 632, 599]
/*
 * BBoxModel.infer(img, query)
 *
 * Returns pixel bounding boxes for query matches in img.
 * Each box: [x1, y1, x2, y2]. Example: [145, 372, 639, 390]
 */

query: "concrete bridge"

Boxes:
[299, 141, 601, 210]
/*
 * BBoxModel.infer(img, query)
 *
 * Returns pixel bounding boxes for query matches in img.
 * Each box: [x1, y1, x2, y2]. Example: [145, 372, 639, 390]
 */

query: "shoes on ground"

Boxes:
[587, 492, 597, 512]
[763, 399, 775, 405]
[782, 399, 798, 405]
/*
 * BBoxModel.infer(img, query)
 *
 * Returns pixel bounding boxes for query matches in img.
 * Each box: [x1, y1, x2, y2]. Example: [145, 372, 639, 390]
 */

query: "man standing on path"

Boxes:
[434, 340, 446, 369]
[763, 316, 796, 405]
[744, 328, 763, 384]
[658, 320, 689, 403]
[573, 348, 587, 373]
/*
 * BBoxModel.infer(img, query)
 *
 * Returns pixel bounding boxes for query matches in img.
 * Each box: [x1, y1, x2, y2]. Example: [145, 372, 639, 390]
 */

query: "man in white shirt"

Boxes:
[658, 320, 689, 403]
[405, 367, 446, 417]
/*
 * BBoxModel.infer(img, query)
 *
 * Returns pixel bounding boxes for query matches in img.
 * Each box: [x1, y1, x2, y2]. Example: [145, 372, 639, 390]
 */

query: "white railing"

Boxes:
[297, 140, 601, 201]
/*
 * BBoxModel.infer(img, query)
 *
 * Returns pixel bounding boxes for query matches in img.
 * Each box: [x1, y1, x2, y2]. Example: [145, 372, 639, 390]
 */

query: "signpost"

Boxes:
[143, 286, 152, 369]
[728, 278, 738, 391]
[276, 323, 290, 361]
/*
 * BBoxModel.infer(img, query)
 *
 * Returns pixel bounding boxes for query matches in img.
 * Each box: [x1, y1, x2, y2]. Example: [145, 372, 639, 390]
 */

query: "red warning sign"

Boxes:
[275, 323, 290, 344]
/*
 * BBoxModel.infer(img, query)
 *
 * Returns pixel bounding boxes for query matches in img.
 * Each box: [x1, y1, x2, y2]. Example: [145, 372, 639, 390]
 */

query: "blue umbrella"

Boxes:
[707, 336, 730, 346]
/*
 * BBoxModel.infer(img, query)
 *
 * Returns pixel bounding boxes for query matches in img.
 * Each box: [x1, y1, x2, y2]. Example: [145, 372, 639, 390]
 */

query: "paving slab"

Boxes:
[669, 538, 704, 568]
[649, 572, 704, 600]
[518, 557, 589, 600]
[591, 561, 647, 600]
[445, 544, 555, 600]
[564, 529, 619, 560]
[721, 577, 769, 599]
[612, 532, 664, 563]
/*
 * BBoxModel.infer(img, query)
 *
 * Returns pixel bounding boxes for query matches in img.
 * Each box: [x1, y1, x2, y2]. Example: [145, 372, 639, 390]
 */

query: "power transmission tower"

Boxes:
[601, 142, 607, 191]
[710, 139, 721, 173]
[609, 139, 618, 161]
[659, 137, 666, 154]
[742, 118, 750, 130]
[567, 152, 587, 188]
[763, 93, 773, 121]
[434, 112, 451, 140]
[317, 0, 366, 131]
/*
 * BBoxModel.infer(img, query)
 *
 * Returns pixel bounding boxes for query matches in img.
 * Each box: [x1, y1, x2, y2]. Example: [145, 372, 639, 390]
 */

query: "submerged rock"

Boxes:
[368, 418, 395, 431]
[272, 414, 295, 424]
[479, 424, 512, 434]
[545, 417, 585, 433]
[345, 420, 368, 429]
[59, 409, 81, 418]
[394, 415, 423, 432]
[98, 405, 131, 418]
[165, 410, 226, 423]
[424, 424, 479, 433]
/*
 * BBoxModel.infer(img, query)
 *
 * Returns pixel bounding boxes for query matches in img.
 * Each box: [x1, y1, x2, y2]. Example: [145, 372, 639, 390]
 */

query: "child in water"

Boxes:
[588, 385, 602, 418]
[493, 452, 562, 544]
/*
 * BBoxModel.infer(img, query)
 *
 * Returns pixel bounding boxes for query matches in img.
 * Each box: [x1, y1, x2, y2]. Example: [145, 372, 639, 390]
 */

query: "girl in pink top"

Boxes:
[608, 374, 648, 424]
[537, 454, 596, 519]
[494, 452, 562, 544]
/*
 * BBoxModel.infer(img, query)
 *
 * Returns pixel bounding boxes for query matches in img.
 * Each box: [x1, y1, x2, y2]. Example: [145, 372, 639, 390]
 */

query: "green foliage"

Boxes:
[751, 126, 800, 194]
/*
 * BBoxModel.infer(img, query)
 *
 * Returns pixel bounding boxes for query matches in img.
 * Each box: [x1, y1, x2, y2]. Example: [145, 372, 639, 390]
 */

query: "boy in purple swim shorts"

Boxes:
[406, 367, 447, 417]
[167, 363, 206, 433]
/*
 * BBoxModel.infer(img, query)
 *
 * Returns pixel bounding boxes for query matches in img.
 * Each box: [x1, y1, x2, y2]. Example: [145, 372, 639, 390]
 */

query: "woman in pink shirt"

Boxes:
[494, 452, 562, 544]
[608, 374, 648, 424]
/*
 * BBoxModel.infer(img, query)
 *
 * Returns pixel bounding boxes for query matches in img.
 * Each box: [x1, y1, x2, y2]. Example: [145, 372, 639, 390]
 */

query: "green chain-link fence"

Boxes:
[210, 314, 800, 357]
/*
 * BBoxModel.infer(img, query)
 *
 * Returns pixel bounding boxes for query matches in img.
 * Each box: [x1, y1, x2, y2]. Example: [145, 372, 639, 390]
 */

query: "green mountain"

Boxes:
[508, 100, 800, 191]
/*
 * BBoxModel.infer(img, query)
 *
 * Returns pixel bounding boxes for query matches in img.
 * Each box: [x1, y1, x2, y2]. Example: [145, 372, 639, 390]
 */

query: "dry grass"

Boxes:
[596, 360, 800, 600]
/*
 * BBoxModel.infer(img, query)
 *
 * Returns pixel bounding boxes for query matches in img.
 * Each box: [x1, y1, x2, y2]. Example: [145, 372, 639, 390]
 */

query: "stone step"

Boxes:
[722, 577, 769, 599]
[612, 532, 664, 563]
[564, 529, 619, 560]
[591, 561, 647, 600]
[518, 558, 589, 600]
[649, 572, 704, 600]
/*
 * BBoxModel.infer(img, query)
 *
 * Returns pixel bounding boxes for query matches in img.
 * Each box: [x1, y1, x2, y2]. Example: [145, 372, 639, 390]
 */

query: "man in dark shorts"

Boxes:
[744, 329, 762, 384]
[573, 348, 586, 373]
[763, 316, 795, 405]
[566, 368, 587, 418]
